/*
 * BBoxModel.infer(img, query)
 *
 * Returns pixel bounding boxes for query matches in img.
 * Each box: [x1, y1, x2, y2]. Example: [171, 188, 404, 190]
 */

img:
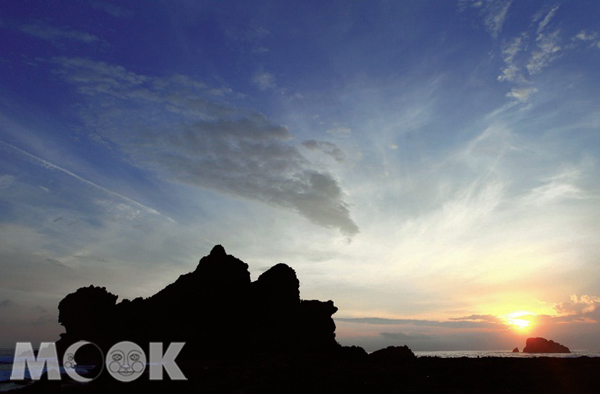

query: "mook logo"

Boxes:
[10, 341, 187, 382]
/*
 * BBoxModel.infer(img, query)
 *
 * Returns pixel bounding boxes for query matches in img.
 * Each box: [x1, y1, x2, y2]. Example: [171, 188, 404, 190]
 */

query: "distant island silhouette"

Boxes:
[522, 337, 571, 353]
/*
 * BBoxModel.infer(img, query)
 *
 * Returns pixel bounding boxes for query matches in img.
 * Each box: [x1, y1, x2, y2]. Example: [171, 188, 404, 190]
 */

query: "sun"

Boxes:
[508, 317, 530, 329]
[504, 311, 536, 331]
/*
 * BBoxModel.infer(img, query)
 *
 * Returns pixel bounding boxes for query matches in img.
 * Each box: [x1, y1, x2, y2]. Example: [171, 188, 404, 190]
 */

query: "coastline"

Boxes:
[3, 353, 600, 393]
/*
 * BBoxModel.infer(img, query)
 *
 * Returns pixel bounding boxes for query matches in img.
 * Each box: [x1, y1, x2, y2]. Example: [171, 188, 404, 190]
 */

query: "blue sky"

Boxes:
[1, 0, 600, 351]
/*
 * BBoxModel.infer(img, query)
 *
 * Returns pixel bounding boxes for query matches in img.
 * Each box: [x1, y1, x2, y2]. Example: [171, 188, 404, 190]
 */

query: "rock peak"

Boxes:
[210, 244, 227, 257]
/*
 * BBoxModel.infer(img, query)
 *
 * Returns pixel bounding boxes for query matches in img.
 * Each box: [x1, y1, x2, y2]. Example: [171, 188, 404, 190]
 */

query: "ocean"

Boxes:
[0, 347, 67, 392]
[413, 350, 600, 358]
[0, 348, 30, 392]
[0, 348, 14, 382]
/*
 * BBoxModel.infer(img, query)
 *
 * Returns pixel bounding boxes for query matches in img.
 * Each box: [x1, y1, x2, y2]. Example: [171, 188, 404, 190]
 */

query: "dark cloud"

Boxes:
[54, 58, 359, 236]
[0, 299, 12, 308]
[449, 314, 504, 324]
[302, 140, 346, 162]
[30, 314, 56, 327]
[45, 258, 72, 270]
[380, 331, 432, 341]
[340, 329, 517, 352]
[336, 317, 502, 329]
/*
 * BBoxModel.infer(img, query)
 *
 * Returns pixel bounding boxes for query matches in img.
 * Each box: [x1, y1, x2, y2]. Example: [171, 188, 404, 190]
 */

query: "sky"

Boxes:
[1, 0, 600, 352]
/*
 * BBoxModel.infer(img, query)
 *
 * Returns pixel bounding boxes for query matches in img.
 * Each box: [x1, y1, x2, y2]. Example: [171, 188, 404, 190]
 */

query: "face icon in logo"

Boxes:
[64, 353, 76, 369]
[63, 341, 105, 383]
[106, 342, 146, 382]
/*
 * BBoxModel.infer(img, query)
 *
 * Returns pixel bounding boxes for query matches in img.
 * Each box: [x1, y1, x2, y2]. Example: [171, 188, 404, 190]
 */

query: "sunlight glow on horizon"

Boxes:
[504, 311, 537, 332]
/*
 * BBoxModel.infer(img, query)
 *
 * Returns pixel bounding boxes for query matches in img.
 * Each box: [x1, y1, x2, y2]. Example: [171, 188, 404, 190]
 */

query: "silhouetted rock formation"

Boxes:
[56, 245, 340, 359]
[57, 286, 119, 360]
[369, 345, 416, 363]
[512, 347, 519, 353]
[522, 337, 570, 353]
[338, 345, 369, 361]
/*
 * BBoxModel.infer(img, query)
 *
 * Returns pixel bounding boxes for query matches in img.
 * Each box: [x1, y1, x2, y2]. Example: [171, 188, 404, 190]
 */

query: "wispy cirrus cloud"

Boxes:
[523, 6, 563, 77]
[574, 30, 599, 42]
[326, 127, 352, 137]
[494, 5, 570, 102]
[498, 34, 528, 84]
[482, 0, 513, 38]
[573, 30, 600, 49]
[459, 0, 513, 38]
[505, 87, 537, 102]
[527, 29, 562, 75]
[0, 174, 16, 189]
[18, 22, 99, 44]
[53, 57, 359, 236]
[90, 1, 132, 18]
[523, 166, 586, 205]
[535, 5, 560, 34]
[253, 71, 276, 91]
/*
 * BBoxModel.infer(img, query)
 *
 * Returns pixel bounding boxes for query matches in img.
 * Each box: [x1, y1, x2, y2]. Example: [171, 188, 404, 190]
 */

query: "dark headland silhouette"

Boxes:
[17, 245, 600, 393]
[56, 245, 341, 359]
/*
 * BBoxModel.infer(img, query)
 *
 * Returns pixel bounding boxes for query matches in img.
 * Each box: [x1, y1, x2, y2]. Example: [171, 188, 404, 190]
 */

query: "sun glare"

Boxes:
[505, 311, 536, 331]
[509, 318, 530, 329]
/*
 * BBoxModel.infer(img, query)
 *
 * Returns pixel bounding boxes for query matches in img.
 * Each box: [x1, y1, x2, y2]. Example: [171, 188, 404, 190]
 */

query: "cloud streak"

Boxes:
[0, 140, 163, 218]
[336, 316, 504, 329]
[18, 22, 99, 44]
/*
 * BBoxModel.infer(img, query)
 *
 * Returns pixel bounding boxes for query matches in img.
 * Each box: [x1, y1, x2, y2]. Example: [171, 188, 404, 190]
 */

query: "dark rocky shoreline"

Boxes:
[14, 355, 600, 394]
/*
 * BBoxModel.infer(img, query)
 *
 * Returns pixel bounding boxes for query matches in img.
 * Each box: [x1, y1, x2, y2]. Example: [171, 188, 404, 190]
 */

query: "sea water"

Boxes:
[413, 350, 600, 358]
[0, 348, 32, 392]
[0, 348, 17, 381]
[0, 347, 88, 392]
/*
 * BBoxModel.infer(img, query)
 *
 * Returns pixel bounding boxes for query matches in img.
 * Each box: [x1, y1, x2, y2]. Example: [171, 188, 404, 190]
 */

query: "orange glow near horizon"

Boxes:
[504, 311, 536, 332]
